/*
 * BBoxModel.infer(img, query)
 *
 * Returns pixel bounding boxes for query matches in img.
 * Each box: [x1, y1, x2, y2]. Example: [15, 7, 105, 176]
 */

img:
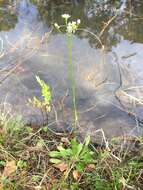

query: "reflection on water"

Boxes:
[0, 0, 143, 140]
[0, 0, 17, 31]
[31, 0, 143, 47]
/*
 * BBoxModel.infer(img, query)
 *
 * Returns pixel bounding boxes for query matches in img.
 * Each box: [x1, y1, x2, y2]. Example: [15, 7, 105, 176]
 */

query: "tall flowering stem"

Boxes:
[54, 14, 80, 129]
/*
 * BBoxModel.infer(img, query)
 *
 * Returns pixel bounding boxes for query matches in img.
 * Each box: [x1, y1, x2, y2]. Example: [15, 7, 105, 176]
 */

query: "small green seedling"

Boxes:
[28, 76, 52, 112]
[17, 160, 27, 169]
[49, 136, 94, 173]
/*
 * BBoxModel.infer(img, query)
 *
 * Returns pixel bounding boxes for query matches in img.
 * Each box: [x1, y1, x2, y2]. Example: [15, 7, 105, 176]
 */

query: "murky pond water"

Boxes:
[0, 0, 143, 141]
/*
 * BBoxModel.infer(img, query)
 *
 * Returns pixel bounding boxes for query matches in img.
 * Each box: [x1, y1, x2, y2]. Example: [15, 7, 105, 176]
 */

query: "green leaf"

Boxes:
[71, 138, 82, 155]
[57, 145, 66, 151]
[42, 126, 49, 133]
[56, 145, 71, 158]
[59, 149, 72, 158]
[49, 151, 61, 158]
[36, 76, 41, 85]
[49, 158, 62, 164]
[80, 149, 94, 161]
[0, 160, 6, 167]
[84, 135, 91, 146]
[76, 143, 83, 156]
[76, 162, 85, 172]
[36, 76, 52, 107]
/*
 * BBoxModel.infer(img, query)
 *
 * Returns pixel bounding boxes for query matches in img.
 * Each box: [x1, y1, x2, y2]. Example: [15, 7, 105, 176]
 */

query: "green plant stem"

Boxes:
[67, 33, 78, 129]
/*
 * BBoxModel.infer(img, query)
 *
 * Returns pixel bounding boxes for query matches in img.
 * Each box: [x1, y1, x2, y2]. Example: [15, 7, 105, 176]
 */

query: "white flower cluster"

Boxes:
[54, 22, 60, 29]
[66, 19, 81, 34]
[61, 14, 71, 20]
[54, 14, 80, 34]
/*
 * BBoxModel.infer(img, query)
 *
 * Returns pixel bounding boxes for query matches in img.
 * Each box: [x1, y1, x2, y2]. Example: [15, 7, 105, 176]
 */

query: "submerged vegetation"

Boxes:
[0, 0, 17, 31]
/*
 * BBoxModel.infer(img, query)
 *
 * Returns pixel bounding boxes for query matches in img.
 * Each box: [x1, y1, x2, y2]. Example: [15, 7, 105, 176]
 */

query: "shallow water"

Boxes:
[0, 0, 143, 140]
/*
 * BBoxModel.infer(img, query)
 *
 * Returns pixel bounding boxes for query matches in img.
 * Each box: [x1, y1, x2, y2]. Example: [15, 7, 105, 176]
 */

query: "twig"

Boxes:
[77, 28, 104, 48]
[99, 15, 117, 37]
[0, 62, 23, 84]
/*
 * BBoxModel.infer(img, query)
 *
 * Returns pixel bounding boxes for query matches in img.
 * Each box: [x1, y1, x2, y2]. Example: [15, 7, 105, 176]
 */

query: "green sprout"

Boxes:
[28, 76, 52, 113]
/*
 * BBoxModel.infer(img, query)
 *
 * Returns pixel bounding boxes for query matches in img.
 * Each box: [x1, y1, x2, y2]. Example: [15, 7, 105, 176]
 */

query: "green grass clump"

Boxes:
[0, 114, 143, 190]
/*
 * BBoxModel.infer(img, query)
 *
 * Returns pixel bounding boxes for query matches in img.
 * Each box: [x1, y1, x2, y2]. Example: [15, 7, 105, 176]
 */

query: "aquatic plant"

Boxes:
[29, 76, 51, 111]
[36, 76, 52, 111]
[54, 14, 80, 129]
[28, 76, 52, 114]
